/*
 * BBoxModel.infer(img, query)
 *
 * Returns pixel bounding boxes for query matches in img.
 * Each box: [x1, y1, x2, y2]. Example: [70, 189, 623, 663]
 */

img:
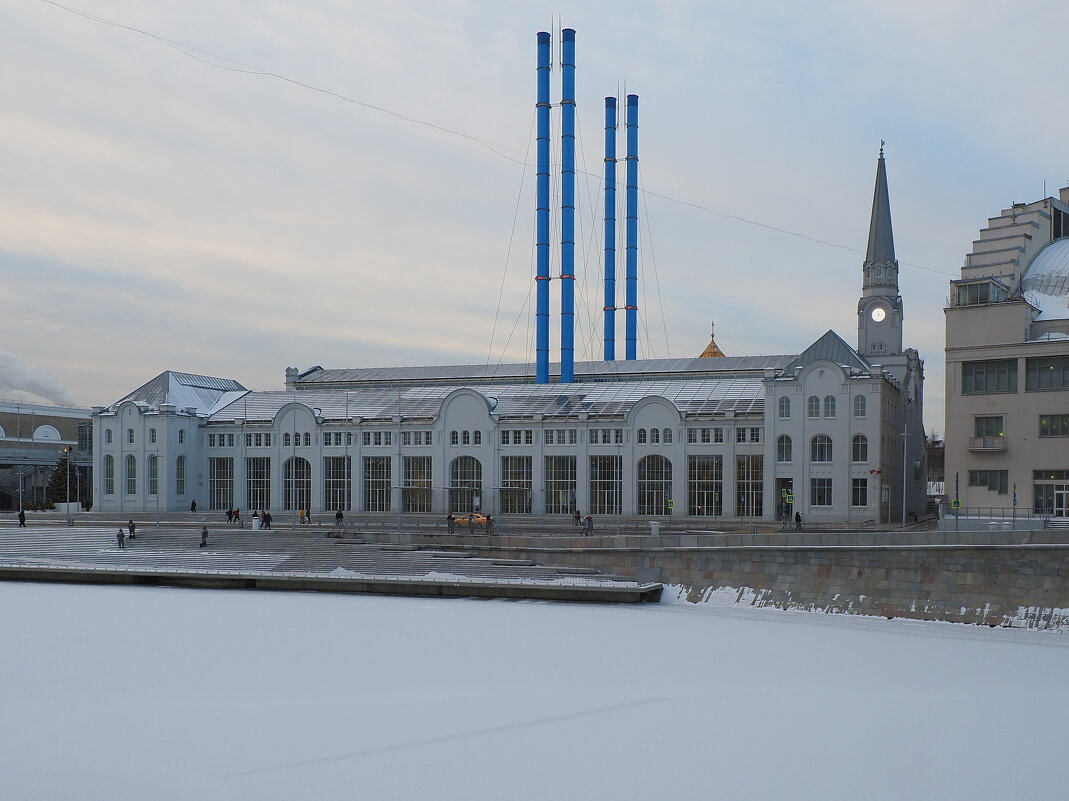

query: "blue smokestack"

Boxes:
[535, 32, 551, 384]
[603, 96, 617, 361]
[560, 29, 576, 383]
[625, 94, 639, 360]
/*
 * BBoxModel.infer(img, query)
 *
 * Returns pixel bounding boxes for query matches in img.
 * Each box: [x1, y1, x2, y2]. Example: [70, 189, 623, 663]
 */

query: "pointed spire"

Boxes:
[865, 142, 896, 266]
[699, 320, 726, 358]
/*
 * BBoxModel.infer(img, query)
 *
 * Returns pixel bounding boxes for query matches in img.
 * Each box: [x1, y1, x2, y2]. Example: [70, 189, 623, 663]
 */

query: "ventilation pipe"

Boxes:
[624, 94, 639, 360]
[560, 28, 576, 383]
[603, 96, 617, 361]
[535, 31, 551, 384]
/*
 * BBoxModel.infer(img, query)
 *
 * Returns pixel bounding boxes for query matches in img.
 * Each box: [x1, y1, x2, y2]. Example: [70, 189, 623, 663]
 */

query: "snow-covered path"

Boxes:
[2, 581, 1066, 800]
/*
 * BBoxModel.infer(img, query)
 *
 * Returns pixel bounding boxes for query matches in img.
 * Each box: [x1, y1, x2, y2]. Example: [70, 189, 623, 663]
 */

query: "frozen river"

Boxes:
[2, 581, 1067, 800]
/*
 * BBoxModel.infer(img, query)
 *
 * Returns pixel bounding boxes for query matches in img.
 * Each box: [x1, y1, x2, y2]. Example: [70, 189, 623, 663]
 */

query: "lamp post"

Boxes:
[64, 447, 72, 527]
[901, 422, 908, 530]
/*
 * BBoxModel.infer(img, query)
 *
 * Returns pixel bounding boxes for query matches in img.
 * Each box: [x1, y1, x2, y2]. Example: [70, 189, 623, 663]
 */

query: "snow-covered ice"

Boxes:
[2, 581, 1067, 801]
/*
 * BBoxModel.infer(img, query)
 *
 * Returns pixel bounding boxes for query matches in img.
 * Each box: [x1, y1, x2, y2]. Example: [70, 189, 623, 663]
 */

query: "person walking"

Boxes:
[584, 514, 594, 535]
[447, 513, 455, 534]
[334, 509, 344, 532]
[199, 527, 208, 548]
[226, 508, 233, 525]
[116, 528, 125, 549]
[794, 511, 802, 531]
[264, 510, 272, 529]
[17, 508, 26, 528]
[468, 513, 475, 534]
[298, 508, 306, 525]
[573, 509, 581, 527]
[485, 514, 494, 535]
[128, 520, 136, 540]
[190, 500, 197, 513]
[233, 508, 241, 527]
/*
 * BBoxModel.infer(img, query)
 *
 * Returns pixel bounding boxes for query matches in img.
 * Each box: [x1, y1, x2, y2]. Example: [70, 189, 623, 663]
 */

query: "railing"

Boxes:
[967, 436, 1006, 451]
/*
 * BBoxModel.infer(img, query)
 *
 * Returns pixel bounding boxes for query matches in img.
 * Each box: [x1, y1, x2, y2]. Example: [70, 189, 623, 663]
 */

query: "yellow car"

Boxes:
[454, 513, 489, 529]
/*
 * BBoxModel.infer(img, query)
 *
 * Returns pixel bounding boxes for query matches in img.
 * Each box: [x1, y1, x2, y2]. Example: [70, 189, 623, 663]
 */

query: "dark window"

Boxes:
[968, 470, 1008, 494]
[1025, 356, 1069, 391]
[1039, 415, 1069, 437]
[962, 359, 1017, 394]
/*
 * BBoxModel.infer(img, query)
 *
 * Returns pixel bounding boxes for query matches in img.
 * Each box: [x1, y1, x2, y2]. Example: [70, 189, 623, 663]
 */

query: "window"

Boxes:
[969, 470, 1008, 494]
[461, 430, 470, 446]
[713, 428, 723, 443]
[749, 428, 761, 443]
[303, 432, 311, 447]
[246, 457, 271, 510]
[650, 428, 660, 444]
[148, 454, 158, 496]
[810, 477, 832, 506]
[105, 429, 113, 445]
[178, 430, 185, 444]
[283, 432, 291, 447]
[499, 456, 532, 514]
[687, 429, 697, 444]
[402, 456, 433, 512]
[963, 359, 1017, 394]
[637, 429, 647, 445]
[823, 396, 836, 418]
[853, 395, 866, 418]
[589, 455, 622, 515]
[404, 432, 413, 446]
[149, 428, 156, 444]
[175, 455, 186, 495]
[450, 431, 459, 446]
[323, 456, 351, 511]
[209, 457, 234, 511]
[103, 455, 114, 495]
[956, 281, 991, 306]
[127, 428, 134, 445]
[811, 435, 833, 462]
[1039, 414, 1069, 437]
[663, 428, 673, 444]
[778, 396, 791, 419]
[125, 455, 136, 495]
[1026, 356, 1069, 391]
[246, 433, 254, 447]
[284, 457, 312, 512]
[636, 455, 672, 515]
[974, 416, 1004, 438]
[736, 455, 763, 516]
[544, 455, 577, 515]
[776, 435, 792, 463]
[851, 477, 868, 507]
[736, 428, 746, 444]
[473, 431, 482, 446]
[209, 434, 217, 448]
[448, 456, 482, 513]
[851, 434, 868, 462]
[687, 455, 722, 516]
[807, 396, 821, 418]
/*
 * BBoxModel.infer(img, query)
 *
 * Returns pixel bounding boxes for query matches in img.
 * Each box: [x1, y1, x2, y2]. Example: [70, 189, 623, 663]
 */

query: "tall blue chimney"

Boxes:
[560, 29, 576, 383]
[535, 32, 551, 384]
[603, 96, 617, 361]
[624, 93, 639, 360]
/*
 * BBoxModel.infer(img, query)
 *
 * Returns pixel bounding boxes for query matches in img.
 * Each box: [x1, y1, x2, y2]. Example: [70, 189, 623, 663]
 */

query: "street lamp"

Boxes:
[63, 446, 72, 527]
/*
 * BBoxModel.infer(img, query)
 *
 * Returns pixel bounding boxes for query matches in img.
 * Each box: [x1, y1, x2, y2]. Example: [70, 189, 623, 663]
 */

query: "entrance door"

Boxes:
[1055, 488, 1069, 518]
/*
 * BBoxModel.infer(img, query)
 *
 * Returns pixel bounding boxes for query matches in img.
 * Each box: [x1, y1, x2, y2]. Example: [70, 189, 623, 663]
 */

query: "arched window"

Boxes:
[149, 428, 157, 444]
[473, 431, 482, 445]
[823, 395, 836, 418]
[178, 429, 185, 445]
[105, 429, 113, 444]
[283, 456, 312, 511]
[636, 455, 672, 515]
[811, 435, 833, 462]
[807, 396, 820, 418]
[853, 395, 867, 418]
[127, 428, 134, 444]
[125, 454, 136, 495]
[448, 456, 483, 513]
[450, 430, 459, 446]
[852, 434, 868, 462]
[148, 454, 158, 495]
[303, 432, 311, 447]
[663, 428, 673, 444]
[637, 428, 647, 444]
[34, 425, 61, 441]
[462, 430, 470, 446]
[175, 455, 186, 495]
[776, 435, 793, 463]
[103, 455, 115, 495]
[283, 432, 291, 447]
[778, 396, 791, 419]
[650, 428, 660, 444]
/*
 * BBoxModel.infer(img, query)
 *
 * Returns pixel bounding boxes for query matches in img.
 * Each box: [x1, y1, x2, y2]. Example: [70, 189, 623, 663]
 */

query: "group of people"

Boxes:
[116, 519, 137, 549]
[572, 509, 594, 535]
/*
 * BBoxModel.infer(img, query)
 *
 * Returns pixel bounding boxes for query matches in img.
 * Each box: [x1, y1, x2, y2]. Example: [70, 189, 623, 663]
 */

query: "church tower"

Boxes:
[857, 144, 904, 358]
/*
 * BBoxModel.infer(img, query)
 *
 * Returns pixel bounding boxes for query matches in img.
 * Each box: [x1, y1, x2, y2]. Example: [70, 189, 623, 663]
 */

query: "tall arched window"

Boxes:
[178, 429, 185, 444]
[852, 434, 868, 462]
[125, 454, 136, 495]
[776, 435, 793, 463]
[283, 432, 291, 447]
[778, 396, 791, 419]
[663, 428, 673, 444]
[303, 432, 311, 447]
[283, 456, 312, 511]
[807, 396, 820, 418]
[127, 428, 134, 444]
[823, 395, 836, 418]
[473, 431, 482, 445]
[853, 395, 867, 418]
[461, 431, 470, 446]
[448, 456, 483, 513]
[810, 434, 833, 462]
[148, 454, 158, 495]
[650, 428, 660, 444]
[636, 455, 672, 515]
[103, 455, 115, 495]
[105, 429, 113, 444]
[175, 455, 186, 495]
[637, 428, 647, 444]
[149, 428, 157, 444]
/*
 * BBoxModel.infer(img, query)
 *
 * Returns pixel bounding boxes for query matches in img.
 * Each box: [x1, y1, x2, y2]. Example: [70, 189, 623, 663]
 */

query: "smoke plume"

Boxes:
[0, 352, 79, 406]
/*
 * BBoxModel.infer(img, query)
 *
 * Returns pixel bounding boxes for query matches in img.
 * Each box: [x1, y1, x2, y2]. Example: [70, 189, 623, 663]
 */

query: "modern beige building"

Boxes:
[944, 188, 1069, 518]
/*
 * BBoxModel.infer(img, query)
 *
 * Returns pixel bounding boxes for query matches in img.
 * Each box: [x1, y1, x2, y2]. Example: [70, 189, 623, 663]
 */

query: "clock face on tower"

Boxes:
[870, 306, 887, 323]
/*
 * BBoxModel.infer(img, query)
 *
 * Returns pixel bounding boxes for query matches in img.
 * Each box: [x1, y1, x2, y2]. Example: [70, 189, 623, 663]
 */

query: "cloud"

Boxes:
[0, 352, 78, 406]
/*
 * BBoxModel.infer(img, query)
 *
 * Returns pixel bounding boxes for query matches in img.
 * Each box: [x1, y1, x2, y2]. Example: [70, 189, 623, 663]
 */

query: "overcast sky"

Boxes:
[3, 1, 1068, 432]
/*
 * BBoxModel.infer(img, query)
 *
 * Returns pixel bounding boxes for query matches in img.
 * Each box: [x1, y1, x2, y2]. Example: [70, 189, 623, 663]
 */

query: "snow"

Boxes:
[2, 581, 1068, 800]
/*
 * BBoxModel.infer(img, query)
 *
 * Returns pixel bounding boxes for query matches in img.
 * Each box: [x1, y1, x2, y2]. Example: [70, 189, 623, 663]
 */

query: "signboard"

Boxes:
[881, 485, 890, 502]
[667, 499, 675, 509]
[951, 499, 961, 509]
[785, 494, 795, 504]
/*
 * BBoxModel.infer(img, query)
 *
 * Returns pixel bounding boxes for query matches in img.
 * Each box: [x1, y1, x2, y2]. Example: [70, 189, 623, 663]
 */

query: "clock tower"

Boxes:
[857, 143, 904, 358]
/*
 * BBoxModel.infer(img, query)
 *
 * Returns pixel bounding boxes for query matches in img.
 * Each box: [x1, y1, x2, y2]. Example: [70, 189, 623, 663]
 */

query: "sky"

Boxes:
[3, 1, 1069, 434]
[4, 580, 1068, 799]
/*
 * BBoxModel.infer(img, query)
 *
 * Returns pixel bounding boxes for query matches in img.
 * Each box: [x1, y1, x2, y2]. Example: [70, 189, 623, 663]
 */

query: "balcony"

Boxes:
[968, 436, 1007, 452]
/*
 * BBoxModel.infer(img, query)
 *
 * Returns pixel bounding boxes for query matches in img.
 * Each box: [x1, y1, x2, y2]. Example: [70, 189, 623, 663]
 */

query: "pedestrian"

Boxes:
[117, 528, 125, 549]
[128, 519, 136, 540]
[17, 508, 26, 528]
[468, 513, 475, 534]
[485, 514, 494, 534]
[190, 500, 197, 513]
[447, 513, 455, 534]
[264, 510, 272, 529]
[199, 527, 208, 548]
[234, 508, 241, 527]
[226, 508, 233, 524]
[573, 509, 581, 527]
[584, 514, 594, 535]
[304, 509, 312, 525]
[298, 508, 306, 525]
[334, 509, 344, 531]
[794, 511, 802, 531]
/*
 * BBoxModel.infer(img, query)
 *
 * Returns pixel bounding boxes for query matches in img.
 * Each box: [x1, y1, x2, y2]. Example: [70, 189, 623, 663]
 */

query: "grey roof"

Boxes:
[784, 331, 871, 374]
[210, 377, 767, 424]
[113, 371, 248, 415]
[296, 355, 795, 387]
[1023, 238, 1069, 297]
[865, 150, 896, 266]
